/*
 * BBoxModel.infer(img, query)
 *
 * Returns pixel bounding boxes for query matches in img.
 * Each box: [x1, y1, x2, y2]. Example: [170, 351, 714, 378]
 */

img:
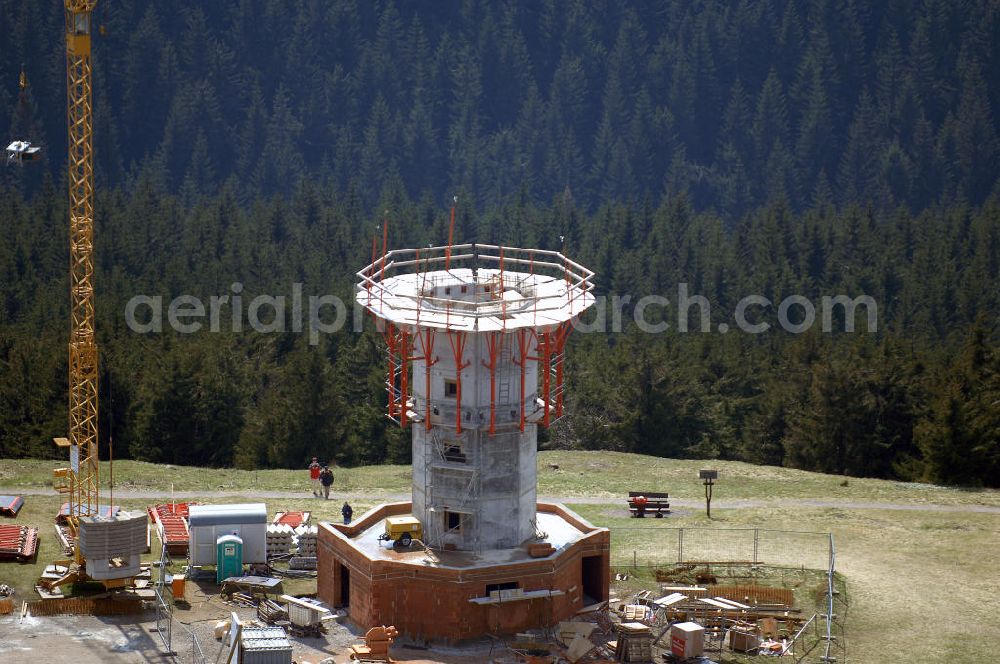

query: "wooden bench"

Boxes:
[627, 491, 670, 517]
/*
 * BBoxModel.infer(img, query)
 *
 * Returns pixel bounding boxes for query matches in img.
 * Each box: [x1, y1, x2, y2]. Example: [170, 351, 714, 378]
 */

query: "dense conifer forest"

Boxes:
[0, 1, 997, 486]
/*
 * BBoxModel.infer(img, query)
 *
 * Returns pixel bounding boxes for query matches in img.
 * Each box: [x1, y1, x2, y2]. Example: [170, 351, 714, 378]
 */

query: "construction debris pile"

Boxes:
[488, 579, 809, 663]
[219, 578, 341, 638]
[611, 581, 809, 660]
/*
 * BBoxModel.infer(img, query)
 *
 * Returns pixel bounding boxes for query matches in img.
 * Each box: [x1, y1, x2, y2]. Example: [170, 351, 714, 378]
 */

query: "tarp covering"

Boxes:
[0, 495, 24, 517]
[189, 503, 267, 527]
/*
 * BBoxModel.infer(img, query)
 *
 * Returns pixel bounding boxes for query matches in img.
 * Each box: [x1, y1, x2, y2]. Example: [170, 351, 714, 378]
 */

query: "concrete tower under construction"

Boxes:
[317, 239, 610, 641]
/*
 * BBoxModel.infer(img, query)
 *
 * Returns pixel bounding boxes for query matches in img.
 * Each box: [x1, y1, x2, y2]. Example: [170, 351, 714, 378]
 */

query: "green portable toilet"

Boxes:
[216, 534, 243, 583]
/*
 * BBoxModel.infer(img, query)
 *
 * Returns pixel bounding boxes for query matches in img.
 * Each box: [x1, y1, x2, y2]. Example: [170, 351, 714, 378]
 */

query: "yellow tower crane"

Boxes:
[52, 0, 101, 566]
[42, 1, 146, 596]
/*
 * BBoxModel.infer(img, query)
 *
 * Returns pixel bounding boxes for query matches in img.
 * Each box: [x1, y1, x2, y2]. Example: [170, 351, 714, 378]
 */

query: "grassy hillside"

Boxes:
[3, 451, 999, 506]
[1, 451, 998, 663]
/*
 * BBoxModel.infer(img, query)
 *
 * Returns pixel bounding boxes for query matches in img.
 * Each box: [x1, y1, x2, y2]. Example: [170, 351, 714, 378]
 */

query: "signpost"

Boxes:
[699, 470, 718, 518]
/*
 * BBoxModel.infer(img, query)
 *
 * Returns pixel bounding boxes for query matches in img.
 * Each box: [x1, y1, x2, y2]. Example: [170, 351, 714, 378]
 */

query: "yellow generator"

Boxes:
[378, 516, 422, 547]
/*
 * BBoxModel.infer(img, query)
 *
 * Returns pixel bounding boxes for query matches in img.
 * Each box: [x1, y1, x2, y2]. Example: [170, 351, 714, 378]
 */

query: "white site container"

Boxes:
[188, 503, 267, 566]
[670, 621, 705, 658]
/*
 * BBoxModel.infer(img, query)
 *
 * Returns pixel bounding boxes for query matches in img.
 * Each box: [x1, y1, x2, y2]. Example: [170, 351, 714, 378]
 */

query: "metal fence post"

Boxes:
[753, 528, 759, 566]
[678, 528, 684, 563]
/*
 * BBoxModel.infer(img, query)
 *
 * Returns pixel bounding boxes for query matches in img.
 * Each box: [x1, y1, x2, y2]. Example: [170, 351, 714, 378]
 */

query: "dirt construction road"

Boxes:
[4, 485, 999, 513]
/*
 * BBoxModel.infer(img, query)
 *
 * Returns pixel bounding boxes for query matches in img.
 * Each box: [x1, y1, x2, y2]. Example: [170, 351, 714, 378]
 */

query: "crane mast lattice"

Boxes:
[56, 0, 100, 541]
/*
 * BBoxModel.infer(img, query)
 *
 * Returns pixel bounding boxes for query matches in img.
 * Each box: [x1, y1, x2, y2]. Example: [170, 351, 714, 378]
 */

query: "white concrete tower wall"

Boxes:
[410, 327, 540, 550]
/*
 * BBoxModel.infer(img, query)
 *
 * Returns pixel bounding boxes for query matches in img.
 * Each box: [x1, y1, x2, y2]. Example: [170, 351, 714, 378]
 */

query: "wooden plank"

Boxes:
[659, 585, 708, 597]
[715, 596, 752, 609]
[280, 594, 331, 614]
[653, 593, 688, 607]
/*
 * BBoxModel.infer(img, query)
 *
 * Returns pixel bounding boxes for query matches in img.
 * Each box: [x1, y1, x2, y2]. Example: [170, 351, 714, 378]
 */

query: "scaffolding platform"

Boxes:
[357, 244, 594, 333]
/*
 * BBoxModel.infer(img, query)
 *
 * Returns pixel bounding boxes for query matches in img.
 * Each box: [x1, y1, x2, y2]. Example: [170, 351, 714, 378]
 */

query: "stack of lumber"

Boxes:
[0, 524, 38, 560]
[620, 604, 651, 622]
[257, 598, 287, 624]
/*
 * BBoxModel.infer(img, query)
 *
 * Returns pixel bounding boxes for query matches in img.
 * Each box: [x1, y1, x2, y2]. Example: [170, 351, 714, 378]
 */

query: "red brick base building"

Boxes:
[317, 502, 611, 642]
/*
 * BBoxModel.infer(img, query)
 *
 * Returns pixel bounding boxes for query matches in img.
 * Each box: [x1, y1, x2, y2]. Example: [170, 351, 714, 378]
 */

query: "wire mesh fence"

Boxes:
[175, 621, 209, 664]
[609, 526, 832, 571]
[152, 541, 210, 663]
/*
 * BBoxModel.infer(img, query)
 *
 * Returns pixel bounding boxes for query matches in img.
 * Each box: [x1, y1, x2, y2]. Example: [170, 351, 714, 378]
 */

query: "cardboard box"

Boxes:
[729, 628, 760, 652]
[671, 622, 705, 658]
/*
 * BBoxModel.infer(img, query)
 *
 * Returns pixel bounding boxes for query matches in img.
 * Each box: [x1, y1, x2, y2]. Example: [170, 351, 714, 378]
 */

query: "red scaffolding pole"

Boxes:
[513, 328, 538, 433]
[481, 331, 504, 434]
[446, 330, 470, 433]
[553, 320, 574, 419]
[416, 327, 438, 430]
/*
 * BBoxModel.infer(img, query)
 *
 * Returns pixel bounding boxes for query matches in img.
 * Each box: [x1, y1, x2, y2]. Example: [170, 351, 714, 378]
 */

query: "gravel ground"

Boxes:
[0, 572, 509, 664]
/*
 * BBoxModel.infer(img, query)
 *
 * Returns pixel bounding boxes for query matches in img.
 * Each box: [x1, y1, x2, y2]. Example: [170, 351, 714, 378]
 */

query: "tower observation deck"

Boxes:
[356, 243, 595, 551]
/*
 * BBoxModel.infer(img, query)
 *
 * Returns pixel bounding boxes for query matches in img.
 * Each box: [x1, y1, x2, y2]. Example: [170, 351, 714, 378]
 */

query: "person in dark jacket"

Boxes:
[342, 501, 353, 524]
[319, 465, 334, 499]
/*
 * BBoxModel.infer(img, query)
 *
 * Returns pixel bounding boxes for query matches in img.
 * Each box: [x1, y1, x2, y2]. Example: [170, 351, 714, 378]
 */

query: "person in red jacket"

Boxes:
[309, 457, 321, 497]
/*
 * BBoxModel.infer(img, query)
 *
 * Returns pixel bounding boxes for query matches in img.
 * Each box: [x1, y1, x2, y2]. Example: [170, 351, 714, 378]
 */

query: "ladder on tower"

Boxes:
[497, 336, 512, 406]
[497, 376, 511, 405]
[384, 343, 405, 423]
